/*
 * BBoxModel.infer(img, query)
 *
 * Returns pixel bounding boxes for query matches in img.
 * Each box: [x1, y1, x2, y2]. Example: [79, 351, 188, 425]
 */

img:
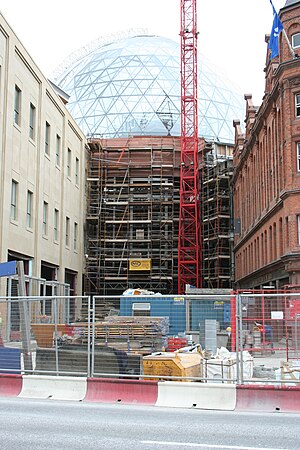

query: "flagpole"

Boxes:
[281, 27, 296, 59]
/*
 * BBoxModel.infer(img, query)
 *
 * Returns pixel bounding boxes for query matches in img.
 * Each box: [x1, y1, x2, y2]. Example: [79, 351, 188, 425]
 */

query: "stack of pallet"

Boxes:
[88, 315, 169, 354]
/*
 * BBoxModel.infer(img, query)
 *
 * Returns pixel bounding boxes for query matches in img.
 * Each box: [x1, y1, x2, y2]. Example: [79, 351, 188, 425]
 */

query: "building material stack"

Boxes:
[86, 315, 169, 354]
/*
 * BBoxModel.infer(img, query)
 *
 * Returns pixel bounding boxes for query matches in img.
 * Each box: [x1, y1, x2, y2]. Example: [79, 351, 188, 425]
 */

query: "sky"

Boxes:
[0, 0, 287, 106]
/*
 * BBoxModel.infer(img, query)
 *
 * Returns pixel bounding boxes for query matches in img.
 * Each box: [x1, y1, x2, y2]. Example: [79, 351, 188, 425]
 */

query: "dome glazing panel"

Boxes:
[54, 35, 243, 143]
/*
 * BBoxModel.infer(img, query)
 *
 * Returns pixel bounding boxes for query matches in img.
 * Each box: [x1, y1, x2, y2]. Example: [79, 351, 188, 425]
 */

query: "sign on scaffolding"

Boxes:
[129, 259, 151, 271]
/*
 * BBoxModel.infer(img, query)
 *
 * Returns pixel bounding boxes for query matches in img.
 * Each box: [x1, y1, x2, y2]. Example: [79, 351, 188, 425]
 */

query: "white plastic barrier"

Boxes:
[156, 381, 236, 410]
[18, 375, 87, 401]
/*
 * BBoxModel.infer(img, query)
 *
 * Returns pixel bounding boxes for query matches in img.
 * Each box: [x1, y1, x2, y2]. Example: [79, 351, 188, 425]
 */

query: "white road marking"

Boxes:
[141, 441, 287, 450]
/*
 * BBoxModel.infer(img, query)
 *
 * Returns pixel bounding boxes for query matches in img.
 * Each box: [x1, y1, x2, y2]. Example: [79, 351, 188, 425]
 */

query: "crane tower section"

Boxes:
[178, 0, 202, 293]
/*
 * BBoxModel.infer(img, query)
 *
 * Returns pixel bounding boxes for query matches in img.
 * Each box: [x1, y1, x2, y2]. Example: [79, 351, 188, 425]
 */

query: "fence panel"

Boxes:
[0, 296, 90, 376]
[89, 294, 235, 383]
[235, 292, 300, 385]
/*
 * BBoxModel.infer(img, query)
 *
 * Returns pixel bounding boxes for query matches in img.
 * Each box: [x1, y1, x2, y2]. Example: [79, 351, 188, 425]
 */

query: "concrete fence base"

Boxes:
[0, 374, 22, 397]
[19, 375, 87, 401]
[156, 381, 236, 410]
[236, 385, 300, 413]
[84, 378, 158, 404]
[1, 375, 300, 412]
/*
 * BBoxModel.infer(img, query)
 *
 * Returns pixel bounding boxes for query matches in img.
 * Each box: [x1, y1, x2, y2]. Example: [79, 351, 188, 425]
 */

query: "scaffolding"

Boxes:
[202, 144, 233, 289]
[85, 137, 180, 298]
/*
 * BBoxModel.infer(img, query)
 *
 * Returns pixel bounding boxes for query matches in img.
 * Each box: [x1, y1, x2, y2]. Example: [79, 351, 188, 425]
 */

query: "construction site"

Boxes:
[202, 145, 234, 289]
[85, 136, 181, 297]
[84, 137, 234, 297]
[2, 0, 300, 400]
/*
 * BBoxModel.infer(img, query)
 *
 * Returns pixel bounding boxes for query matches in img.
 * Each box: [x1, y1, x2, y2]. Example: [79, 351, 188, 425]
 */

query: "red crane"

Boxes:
[178, 0, 202, 293]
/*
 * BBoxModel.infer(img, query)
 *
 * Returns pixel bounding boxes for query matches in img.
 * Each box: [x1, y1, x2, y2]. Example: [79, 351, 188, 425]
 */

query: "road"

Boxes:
[0, 397, 299, 450]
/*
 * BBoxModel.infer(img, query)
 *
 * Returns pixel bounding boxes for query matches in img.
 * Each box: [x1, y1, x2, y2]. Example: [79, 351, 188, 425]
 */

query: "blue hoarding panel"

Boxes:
[0, 347, 21, 374]
[0, 261, 17, 277]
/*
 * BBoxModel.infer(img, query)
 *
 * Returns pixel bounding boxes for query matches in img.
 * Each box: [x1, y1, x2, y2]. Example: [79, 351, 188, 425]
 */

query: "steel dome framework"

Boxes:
[54, 34, 243, 143]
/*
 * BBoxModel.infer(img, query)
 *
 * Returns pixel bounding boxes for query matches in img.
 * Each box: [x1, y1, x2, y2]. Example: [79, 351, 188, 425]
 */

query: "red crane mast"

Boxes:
[178, 0, 202, 293]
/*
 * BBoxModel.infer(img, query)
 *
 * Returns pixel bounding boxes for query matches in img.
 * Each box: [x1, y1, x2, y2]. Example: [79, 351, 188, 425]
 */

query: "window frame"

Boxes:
[14, 85, 21, 126]
[67, 148, 71, 178]
[66, 216, 70, 247]
[297, 142, 300, 172]
[10, 180, 18, 221]
[74, 222, 78, 251]
[26, 190, 33, 228]
[54, 208, 59, 242]
[29, 102, 36, 140]
[56, 134, 61, 166]
[45, 122, 50, 155]
[75, 157, 79, 185]
[292, 33, 300, 49]
[43, 201, 48, 236]
[296, 94, 300, 117]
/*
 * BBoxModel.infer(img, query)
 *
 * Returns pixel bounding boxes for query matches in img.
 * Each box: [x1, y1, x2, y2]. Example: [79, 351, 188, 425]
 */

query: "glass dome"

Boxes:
[54, 34, 243, 143]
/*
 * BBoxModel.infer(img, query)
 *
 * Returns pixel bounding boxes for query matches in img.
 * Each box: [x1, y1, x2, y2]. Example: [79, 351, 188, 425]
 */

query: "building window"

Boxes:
[43, 201, 48, 236]
[67, 148, 71, 177]
[45, 122, 50, 155]
[10, 180, 18, 221]
[296, 94, 300, 117]
[66, 216, 70, 247]
[26, 190, 33, 228]
[29, 103, 36, 140]
[14, 85, 21, 125]
[292, 33, 300, 49]
[54, 209, 59, 241]
[297, 143, 300, 171]
[75, 157, 79, 185]
[74, 222, 78, 251]
[56, 134, 61, 166]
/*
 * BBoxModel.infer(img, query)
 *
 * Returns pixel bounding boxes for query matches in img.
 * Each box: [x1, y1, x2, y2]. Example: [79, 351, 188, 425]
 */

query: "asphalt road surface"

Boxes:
[0, 397, 299, 450]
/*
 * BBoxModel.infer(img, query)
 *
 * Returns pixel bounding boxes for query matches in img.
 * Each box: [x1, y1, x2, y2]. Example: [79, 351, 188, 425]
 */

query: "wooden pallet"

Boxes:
[81, 316, 169, 353]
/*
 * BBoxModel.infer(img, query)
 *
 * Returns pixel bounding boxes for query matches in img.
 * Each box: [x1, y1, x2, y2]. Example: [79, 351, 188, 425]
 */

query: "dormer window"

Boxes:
[292, 33, 300, 49]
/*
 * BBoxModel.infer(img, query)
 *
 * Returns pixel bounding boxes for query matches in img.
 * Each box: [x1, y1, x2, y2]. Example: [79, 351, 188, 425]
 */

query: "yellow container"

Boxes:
[143, 352, 202, 381]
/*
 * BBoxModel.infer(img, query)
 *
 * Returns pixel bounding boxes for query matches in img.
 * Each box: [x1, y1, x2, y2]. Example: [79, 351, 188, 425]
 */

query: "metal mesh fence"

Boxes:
[235, 291, 300, 385]
[0, 292, 299, 384]
[0, 296, 90, 376]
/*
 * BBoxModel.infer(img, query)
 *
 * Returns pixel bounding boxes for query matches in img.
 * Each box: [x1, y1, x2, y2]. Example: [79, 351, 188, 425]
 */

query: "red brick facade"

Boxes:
[233, 1, 300, 289]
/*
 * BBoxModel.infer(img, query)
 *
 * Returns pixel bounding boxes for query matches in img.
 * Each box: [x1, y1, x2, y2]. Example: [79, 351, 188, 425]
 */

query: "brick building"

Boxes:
[232, 0, 300, 289]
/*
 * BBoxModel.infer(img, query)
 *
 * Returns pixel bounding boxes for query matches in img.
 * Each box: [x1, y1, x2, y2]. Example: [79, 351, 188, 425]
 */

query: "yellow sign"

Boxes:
[129, 259, 151, 271]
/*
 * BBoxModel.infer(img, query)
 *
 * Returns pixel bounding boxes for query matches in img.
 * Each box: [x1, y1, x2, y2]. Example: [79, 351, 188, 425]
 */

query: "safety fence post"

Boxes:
[90, 296, 95, 378]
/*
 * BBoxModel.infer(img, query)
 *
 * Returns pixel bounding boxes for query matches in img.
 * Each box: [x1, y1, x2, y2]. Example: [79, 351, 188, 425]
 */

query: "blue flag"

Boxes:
[268, 0, 283, 59]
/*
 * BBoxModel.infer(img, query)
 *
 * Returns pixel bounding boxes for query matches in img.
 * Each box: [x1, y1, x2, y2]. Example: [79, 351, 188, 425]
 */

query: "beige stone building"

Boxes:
[0, 13, 86, 303]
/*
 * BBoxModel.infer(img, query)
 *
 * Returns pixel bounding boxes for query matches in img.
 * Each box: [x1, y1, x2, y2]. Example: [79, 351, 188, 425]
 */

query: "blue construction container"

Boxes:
[120, 296, 186, 336]
[120, 296, 231, 339]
